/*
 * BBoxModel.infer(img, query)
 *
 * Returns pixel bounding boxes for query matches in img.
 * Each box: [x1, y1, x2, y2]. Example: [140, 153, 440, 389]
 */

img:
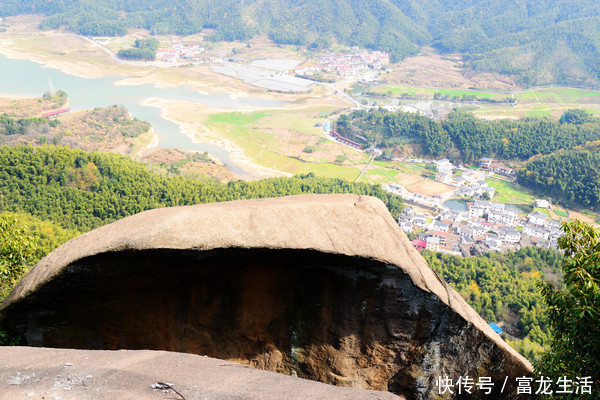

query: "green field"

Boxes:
[371, 84, 600, 119]
[554, 209, 568, 217]
[373, 85, 600, 104]
[371, 85, 508, 101]
[205, 109, 365, 180]
[486, 178, 535, 205]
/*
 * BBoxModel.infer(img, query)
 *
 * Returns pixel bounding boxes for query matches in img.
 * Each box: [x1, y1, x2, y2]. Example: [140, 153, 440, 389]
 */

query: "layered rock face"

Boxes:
[0, 194, 532, 399]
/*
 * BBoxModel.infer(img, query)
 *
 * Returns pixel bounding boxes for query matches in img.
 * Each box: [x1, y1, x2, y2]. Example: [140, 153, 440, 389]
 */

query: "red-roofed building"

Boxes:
[412, 239, 427, 250]
[41, 108, 69, 118]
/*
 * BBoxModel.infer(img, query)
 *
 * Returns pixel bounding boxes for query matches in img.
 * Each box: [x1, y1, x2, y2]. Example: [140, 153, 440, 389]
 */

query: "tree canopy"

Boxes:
[536, 220, 600, 399]
[0, 145, 403, 232]
[336, 108, 600, 163]
[0, 213, 35, 301]
[517, 142, 600, 208]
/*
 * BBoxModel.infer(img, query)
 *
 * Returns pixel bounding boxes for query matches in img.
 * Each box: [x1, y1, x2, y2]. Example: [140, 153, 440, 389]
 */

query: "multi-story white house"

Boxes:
[528, 211, 547, 226]
[523, 224, 549, 240]
[488, 210, 517, 227]
[546, 219, 561, 230]
[426, 236, 439, 251]
[470, 223, 487, 237]
[399, 219, 413, 233]
[413, 217, 427, 230]
[435, 159, 453, 184]
[468, 205, 484, 218]
[490, 202, 505, 213]
[498, 227, 521, 243]
[457, 225, 473, 236]
[433, 221, 449, 232]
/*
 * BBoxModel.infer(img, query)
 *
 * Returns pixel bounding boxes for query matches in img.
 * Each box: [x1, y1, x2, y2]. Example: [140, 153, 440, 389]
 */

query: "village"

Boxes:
[295, 48, 390, 81]
[384, 158, 563, 257]
[155, 42, 206, 63]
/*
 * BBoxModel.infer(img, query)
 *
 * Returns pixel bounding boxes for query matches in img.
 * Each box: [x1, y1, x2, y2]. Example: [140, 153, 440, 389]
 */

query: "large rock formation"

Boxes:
[0, 194, 532, 399]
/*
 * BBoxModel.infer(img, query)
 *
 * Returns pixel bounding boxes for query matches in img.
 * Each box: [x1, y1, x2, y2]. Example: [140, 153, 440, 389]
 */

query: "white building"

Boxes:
[498, 227, 521, 243]
[546, 219, 561, 230]
[523, 224, 549, 240]
[488, 210, 517, 227]
[433, 221, 449, 232]
[470, 223, 487, 237]
[457, 225, 473, 236]
[535, 199, 551, 209]
[528, 211, 547, 226]
[426, 236, 440, 251]
[435, 159, 453, 184]
[399, 219, 413, 233]
[413, 217, 427, 230]
[468, 204, 485, 218]
[490, 202, 505, 213]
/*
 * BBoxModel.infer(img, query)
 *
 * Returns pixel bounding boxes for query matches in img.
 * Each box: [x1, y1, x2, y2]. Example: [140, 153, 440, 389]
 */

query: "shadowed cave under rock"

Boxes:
[5, 248, 467, 396]
[3, 247, 526, 399]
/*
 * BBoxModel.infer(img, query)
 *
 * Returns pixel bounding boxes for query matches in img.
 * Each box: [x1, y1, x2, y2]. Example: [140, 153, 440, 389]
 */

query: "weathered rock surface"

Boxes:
[0, 194, 533, 399]
[0, 346, 400, 399]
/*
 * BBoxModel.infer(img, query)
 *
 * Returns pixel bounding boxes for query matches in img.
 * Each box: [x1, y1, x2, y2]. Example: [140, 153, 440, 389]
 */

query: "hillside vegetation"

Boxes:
[424, 248, 562, 362]
[336, 108, 600, 163]
[2, 0, 600, 85]
[518, 141, 600, 208]
[0, 104, 152, 154]
[0, 145, 403, 232]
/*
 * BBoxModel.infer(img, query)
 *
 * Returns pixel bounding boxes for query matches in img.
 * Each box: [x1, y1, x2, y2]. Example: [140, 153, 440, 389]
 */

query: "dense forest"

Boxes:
[0, 145, 403, 232]
[2, 0, 600, 84]
[517, 142, 600, 208]
[336, 108, 600, 163]
[424, 248, 562, 361]
[117, 38, 160, 61]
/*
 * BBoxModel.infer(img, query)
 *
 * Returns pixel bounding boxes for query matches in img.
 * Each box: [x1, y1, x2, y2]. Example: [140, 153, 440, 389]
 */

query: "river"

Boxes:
[0, 54, 286, 177]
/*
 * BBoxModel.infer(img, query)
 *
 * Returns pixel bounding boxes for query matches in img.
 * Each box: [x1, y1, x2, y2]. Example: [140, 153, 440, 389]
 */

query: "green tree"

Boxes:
[0, 213, 36, 301]
[536, 220, 600, 398]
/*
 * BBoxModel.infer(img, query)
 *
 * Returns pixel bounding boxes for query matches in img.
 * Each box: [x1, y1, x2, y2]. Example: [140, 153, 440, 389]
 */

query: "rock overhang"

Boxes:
[0, 194, 533, 399]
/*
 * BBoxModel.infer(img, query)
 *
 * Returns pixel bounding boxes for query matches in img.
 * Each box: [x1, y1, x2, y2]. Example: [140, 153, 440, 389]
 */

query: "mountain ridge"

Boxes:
[1, 1, 600, 87]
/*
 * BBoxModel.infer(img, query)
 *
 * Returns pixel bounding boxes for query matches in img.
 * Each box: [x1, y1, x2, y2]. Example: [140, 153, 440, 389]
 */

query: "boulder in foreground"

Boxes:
[0, 194, 532, 399]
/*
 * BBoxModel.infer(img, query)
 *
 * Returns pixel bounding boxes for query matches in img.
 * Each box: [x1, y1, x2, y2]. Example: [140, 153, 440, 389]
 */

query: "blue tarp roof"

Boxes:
[490, 323, 504, 334]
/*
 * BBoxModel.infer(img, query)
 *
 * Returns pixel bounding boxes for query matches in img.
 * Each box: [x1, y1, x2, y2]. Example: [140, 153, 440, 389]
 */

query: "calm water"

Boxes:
[444, 199, 520, 211]
[0, 54, 286, 177]
[443, 199, 469, 211]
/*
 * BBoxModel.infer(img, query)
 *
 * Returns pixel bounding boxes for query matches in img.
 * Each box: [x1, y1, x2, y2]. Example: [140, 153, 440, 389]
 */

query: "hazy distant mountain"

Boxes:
[2, 0, 600, 86]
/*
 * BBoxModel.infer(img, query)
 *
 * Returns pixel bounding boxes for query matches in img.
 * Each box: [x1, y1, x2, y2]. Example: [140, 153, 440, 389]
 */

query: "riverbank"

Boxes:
[0, 33, 311, 105]
[142, 97, 292, 180]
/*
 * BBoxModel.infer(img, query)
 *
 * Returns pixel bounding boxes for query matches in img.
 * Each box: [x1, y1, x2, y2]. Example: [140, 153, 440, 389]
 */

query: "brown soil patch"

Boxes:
[564, 210, 598, 225]
[386, 47, 518, 91]
[141, 148, 235, 182]
[406, 178, 455, 196]
[394, 173, 425, 187]
[1, 15, 44, 33]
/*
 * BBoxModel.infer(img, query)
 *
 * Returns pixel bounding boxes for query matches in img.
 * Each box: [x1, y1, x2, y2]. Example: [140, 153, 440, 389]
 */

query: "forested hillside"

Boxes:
[336, 108, 600, 162]
[424, 248, 562, 361]
[0, 145, 403, 232]
[518, 142, 600, 208]
[2, 0, 600, 85]
[394, 0, 600, 86]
